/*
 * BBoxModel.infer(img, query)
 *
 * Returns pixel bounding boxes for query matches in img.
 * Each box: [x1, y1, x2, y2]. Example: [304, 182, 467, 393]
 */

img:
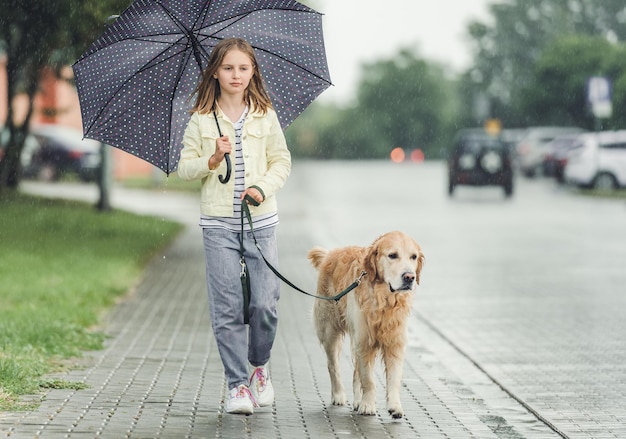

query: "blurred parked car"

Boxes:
[564, 130, 626, 190]
[0, 125, 40, 170]
[28, 124, 101, 182]
[501, 128, 526, 156]
[448, 128, 514, 197]
[542, 133, 586, 183]
[516, 126, 584, 177]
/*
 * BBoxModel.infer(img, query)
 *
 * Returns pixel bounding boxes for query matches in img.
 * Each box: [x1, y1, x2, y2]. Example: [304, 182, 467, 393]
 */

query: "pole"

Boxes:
[95, 15, 120, 212]
[594, 117, 602, 133]
[96, 142, 112, 211]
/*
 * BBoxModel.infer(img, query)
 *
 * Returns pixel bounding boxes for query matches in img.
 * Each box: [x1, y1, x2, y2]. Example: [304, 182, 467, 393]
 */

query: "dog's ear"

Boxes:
[364, 244, 380, 282]
[415, 250, 425, 285]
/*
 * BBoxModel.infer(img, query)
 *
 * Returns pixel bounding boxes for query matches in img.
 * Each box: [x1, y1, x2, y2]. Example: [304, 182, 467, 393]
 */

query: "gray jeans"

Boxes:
[202, 226, 280, 390]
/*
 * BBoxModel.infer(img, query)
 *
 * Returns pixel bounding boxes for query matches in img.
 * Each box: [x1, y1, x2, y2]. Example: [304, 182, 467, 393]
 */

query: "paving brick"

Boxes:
[7, 179, 615, 438]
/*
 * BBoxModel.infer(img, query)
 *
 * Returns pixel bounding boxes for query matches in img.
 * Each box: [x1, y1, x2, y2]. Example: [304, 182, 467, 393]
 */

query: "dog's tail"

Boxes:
[307, 247, 328, 270]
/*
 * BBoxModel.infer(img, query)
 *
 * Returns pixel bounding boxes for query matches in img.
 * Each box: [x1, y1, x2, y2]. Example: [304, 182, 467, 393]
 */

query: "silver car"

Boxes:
[515, 126, 584, 177]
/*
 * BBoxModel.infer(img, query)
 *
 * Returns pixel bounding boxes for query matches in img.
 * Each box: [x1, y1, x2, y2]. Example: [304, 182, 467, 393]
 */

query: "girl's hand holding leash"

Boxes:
[242, 187, 264, 205]
[208, 136, 232, 170]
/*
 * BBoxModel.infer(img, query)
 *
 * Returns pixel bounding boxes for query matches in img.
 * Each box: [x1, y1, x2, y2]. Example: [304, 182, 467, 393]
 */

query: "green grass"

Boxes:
[575, 187, 626, 199]
[0, 192, 184, 410]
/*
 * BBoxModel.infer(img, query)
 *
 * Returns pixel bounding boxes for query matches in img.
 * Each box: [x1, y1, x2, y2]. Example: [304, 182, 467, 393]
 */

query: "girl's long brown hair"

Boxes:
[190, 38, 273, 115]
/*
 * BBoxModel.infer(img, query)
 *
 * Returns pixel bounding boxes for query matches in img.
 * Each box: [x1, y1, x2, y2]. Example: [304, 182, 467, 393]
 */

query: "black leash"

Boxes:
[239, 201, 252, 324]
[240, 195, 366, 303]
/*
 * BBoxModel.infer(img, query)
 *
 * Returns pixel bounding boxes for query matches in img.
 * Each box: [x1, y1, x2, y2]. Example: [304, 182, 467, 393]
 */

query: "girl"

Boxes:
[177, 38, 291, 415]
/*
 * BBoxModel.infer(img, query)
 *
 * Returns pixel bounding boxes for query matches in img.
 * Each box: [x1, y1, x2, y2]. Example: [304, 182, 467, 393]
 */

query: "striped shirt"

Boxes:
[200, 107, 279, 232]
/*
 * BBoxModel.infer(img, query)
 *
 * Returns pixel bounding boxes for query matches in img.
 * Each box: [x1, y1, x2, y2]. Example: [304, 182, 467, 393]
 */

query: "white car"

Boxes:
[564, 130, 626, 190]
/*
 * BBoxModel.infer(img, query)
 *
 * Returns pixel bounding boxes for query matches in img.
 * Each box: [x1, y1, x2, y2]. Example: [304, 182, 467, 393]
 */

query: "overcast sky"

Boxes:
[317, 0, 496, 103]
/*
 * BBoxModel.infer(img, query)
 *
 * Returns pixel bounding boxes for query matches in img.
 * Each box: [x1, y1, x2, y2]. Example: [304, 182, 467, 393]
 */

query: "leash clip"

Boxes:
[239, 257, 247, 279]
[333, 270, 368, 304]
[355, 270, 367, 285]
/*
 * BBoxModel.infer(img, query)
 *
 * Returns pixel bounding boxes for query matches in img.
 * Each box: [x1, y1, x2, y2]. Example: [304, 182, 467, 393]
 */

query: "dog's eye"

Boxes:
[388, 253, 398, 259]
[411, 254, 418, 260]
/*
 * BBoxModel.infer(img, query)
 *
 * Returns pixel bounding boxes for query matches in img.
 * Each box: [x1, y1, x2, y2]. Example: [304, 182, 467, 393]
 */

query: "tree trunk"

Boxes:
[0, 126, 26, 190]
[0, 56, 39, 192]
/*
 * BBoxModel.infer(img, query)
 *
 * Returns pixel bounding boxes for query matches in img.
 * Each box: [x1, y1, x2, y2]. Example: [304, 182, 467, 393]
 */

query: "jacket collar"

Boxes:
[214, 103, 265, 121]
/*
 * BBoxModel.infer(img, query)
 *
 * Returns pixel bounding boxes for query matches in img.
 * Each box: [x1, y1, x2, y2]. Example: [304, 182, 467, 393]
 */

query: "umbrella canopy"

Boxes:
[72, 0, 332, 175]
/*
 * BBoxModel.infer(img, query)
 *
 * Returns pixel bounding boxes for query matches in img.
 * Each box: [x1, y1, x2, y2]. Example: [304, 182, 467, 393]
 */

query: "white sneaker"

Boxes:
[249, 365, 274, 407]
[225, 384, 254, 415]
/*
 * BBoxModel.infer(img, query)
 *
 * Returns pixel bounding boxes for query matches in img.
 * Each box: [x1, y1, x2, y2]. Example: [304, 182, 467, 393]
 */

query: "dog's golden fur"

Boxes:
[307, 231, 424, 418]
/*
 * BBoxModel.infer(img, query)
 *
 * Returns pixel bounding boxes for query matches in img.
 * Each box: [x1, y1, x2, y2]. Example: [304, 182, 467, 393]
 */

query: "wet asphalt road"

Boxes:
[277, 160, 626, 439]
[17, 159, 626, 438]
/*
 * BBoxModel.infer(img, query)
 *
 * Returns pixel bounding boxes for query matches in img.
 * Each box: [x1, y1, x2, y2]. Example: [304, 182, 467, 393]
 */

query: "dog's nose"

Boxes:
[402, 272, 415, 284]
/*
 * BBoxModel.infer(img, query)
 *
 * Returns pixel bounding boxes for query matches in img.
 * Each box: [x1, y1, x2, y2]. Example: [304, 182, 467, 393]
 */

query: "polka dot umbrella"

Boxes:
[72, 0, 332, 176]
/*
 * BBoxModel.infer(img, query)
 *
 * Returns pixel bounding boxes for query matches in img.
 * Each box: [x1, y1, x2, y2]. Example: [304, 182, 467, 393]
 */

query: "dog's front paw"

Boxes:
[356, 402, 376, 416]
[355, 395, 377, 416]
[331, 392, 347, 406]
[388, 404, 404, 419]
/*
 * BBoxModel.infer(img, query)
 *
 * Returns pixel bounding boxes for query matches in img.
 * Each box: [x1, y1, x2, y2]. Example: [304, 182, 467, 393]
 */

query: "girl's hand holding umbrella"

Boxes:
[209, 135, 232, 183]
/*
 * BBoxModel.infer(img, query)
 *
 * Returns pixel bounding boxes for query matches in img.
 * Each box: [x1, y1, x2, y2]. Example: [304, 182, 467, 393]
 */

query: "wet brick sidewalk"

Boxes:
[1, 181, 565, 438]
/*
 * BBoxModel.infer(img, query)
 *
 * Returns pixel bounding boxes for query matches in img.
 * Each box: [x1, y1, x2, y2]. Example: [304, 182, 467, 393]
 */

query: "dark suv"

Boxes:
[448, 128, 514, 197]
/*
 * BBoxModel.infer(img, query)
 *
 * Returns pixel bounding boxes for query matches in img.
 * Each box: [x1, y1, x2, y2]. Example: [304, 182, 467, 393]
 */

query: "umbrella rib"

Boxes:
[192, 30, 332, 85]
[83, 33, 192, 136]
[152, 0, 209, 172]
[192, 9, 332, 85]
[165, 49, 197, 174]
[82, 3, 208, 154]
[252, 44, 332, 85]
[195, 8, 322, 36]
[154, 0, 192, 35]
[154, 0, 211, 67]
[162, 37, 198, 175]
[194, 0, 214, 38]
[132, 35, 190, 45]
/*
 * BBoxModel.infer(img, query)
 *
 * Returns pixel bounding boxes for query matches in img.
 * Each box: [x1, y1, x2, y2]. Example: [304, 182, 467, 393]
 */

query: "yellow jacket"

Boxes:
[177, 107, 291, 217]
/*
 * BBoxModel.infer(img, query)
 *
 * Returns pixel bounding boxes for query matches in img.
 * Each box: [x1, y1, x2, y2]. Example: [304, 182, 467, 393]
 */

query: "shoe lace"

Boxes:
[253, 368, 267, 390]
[236, 385, 252, 399]
[235, 385, 258, 407]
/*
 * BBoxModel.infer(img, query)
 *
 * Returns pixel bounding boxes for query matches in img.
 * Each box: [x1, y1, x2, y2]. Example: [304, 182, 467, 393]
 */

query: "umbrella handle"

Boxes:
[213, 111, 231, 184]
[219, 153, 232, 184]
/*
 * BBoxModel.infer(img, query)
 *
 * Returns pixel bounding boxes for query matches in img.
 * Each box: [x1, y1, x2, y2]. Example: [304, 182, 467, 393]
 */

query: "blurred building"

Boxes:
[0, 58, 154, 180]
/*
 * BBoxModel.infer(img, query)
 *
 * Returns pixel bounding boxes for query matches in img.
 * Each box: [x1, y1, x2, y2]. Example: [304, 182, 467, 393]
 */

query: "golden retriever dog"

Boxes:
[307, 231, 424, 419]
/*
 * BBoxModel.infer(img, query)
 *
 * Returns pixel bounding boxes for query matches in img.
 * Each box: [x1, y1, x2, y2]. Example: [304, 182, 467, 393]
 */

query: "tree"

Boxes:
[519, 36, 626, 129]
[284, 100, 343, 158]
[605, 44, 626, 129]
[315, 49, 457, 159]
[0, 0, 129, 191]
[464, 0, 626, 126]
